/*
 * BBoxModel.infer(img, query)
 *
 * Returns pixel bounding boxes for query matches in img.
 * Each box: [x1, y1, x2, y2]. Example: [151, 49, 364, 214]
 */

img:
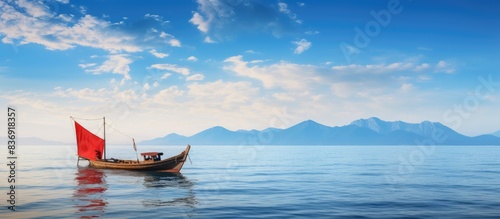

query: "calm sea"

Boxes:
[1, 145, 500, 218]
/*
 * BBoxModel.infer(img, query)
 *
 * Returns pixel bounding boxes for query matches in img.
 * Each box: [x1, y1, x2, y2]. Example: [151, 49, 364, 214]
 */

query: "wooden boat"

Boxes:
[72, 117, 191, 173]
[89, 147, 190, 172]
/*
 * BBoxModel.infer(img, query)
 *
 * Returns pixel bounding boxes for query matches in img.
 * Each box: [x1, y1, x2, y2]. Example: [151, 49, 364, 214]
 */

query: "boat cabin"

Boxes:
[141, 152, 164, 162]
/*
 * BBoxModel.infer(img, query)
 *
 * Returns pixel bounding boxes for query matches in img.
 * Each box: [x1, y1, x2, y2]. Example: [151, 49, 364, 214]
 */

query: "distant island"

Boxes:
[141, 117, 500, 145]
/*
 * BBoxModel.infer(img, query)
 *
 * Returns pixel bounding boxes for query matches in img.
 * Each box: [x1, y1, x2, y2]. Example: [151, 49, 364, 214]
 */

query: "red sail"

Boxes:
[75, 121, 104, 161]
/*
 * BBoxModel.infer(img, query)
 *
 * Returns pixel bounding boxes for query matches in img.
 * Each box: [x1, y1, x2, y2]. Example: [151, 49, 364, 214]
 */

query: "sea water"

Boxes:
[1, 145, 500, 218]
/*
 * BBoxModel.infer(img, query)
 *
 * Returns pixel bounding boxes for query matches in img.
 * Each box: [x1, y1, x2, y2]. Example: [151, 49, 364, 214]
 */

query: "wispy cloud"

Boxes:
[331, 62, 415, 74]
[159, 32, 181, 47]
[305, 30, 319, 35]
[78, 63, 97, 68]
[414, 63, 431, 72]
[278, 2, 301, 23]
[189, 12, 209, 33]
[0, 0, 181, 61]
[400, 83, 414, 92]
[80, 54, 133, 80]
[187, 56, 198, 62]
[186, 73, 205, 81]
[150, 49, 169, 58]
[186, 80, 259, 108]
[15, 0, 53, 18]
[435, 60, 455, 73]
[224, 55, 319, 90]
[189, 0, 303, 41]
[160, 73, 172, 80]
[53, 87, 109, 102]
[149, 64, 191, 76]
[204, 36, 216, 43]
[224, 55, 457, 100]
[292, 39, 311, 54]
[0, 1, 141, 53]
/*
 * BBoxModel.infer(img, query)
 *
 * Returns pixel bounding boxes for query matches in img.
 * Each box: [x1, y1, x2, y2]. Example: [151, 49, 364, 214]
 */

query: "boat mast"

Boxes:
[103, 116, 106, 160]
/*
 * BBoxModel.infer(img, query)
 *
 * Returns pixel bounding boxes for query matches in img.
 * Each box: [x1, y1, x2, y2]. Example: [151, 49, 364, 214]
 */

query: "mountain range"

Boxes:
[141, 117, 500, 145]
[491, 130, 500, 137]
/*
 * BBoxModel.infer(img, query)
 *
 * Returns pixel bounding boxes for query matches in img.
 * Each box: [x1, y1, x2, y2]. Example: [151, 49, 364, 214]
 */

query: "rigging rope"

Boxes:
[105, 122, 135, 140]
[70, 116, 103, 121]
[71, 116, 139, 159]
[71, 116, 135, 142]
[105, 122, 139, 159]
[70, 116, 105, 136]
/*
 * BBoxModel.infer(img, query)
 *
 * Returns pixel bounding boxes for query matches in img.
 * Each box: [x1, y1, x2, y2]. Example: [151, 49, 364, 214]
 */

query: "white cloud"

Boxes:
[0, 1, 142, 53]
[160, 73, 172, 80]
[187, 56, 198, 62]
[330, 83, 352, 98]
[15, 0, 52, 17]
[224, 55, 320, 90]
[189, 12, 209, 33]
[223, 56, 454, 107]
[82, 54, 133, 80]
[278, 2, 291, 14]
[331, 62, 414, 74]
[145, 13, 162, 22]
[149, 64, 191, 76]
[149, 49, 169, 58]
[250, 60, 265, 64]
[414, 63, 430, 72]
[204, 36, 216, 43]
[186, 74, 205, 81]
[400, 83, 414, 92]
[435, 60, 455, 73]
[169, 38, 181, 47]
[273, 92, 295, 102]
[437, 60, 447, 68]
[78, 63, 97, 68]
[293, 39, 311, 54]
[78, 5, 87, 14]
[278, 2, 299, 22]
[305, 30, 319, 35]
[187, 80, 259, 109]
[150, 86, 184, 105]
[0, 1, 182, 56]
[159, 32, 181, 47]
[190, 0, 303, 41]
[58, 14, 73, 22]
[53, 87, 109, 102]
[143, 80, 263, 123]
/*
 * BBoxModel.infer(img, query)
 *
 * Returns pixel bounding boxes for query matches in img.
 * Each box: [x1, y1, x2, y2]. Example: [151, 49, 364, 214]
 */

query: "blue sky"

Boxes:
[1, 0, 499, 143]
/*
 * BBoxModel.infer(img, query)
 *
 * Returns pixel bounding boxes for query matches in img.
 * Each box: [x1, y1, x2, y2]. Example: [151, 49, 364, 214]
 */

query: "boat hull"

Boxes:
[89, 145, 190, 173]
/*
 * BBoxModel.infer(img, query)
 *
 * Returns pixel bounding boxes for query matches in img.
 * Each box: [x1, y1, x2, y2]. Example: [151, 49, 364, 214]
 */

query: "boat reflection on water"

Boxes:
[73, 168, 197, 217]
[125, 171, 197, 209]
[73, 167, 108, 218]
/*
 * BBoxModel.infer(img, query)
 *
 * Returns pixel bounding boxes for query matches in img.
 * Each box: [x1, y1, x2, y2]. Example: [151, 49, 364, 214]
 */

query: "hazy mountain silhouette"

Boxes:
[490, 130, 500, 137]
[141, 117, 500, 145]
